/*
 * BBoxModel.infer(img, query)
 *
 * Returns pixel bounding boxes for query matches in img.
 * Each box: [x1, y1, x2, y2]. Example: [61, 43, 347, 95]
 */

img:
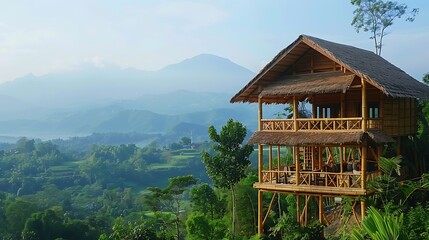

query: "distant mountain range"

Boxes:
[0, 54, 265, 143]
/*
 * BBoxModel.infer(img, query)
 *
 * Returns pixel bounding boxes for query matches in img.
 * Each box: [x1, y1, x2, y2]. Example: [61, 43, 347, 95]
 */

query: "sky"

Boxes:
[0, 0, 428, 83]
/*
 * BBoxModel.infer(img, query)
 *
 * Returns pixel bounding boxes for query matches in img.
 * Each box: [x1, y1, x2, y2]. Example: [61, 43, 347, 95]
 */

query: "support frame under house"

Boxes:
[230, 35, 429, 234]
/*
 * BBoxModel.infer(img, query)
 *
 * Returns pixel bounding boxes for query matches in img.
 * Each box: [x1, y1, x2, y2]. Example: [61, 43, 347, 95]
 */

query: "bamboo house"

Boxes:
[230, 34, 429, 234]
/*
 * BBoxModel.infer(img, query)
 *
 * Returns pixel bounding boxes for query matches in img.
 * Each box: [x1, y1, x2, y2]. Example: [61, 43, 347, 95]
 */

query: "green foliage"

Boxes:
[351, 0, 418, 55]
[201, 119, 254, 236]
[378, 156, 401, 176]
[186, 212, 226, 240]
[367, 156, 403, 206]
[99, 217, 161, 240]
[351, 206, 407, 240]
[423, 73, 429, 85]
[143, 175, 197, 240]
[404, 204, 429, 239]
[5, 199, 38, 236]
[190, 183, 225, 220]
[202, 119, 253, 189]
[270, 213, 324, 240]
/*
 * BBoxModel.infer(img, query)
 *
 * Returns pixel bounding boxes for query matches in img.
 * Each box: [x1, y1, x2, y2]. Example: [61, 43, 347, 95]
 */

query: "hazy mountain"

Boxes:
[0, 54, 257, 142]
[0, 54, 254, 111]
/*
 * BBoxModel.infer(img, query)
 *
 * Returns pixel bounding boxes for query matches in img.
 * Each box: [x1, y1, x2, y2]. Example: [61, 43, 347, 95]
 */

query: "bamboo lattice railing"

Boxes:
[261, 118, 382, 131]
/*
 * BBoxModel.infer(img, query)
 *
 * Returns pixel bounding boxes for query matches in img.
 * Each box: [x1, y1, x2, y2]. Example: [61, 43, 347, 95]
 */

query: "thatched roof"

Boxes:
[231, 34, 429, 103]
[260, 72, 354, 101]
[247, 130, 394, 146]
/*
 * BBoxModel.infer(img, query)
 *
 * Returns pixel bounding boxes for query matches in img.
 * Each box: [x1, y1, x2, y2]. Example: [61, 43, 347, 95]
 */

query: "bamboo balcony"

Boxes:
[254, 169, 381, 196]
[261, 118, 382, 132]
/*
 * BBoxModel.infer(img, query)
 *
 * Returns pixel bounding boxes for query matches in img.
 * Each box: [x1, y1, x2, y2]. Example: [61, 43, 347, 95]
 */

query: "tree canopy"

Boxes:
[351, 0, 418, 55]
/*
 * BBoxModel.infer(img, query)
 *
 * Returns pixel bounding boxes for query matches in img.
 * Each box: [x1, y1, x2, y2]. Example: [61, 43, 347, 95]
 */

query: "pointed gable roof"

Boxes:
[231, 34, 429, 103]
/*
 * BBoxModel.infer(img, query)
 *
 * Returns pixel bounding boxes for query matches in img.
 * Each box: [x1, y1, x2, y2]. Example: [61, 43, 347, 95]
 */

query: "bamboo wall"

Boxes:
[383, 97, 417, 136]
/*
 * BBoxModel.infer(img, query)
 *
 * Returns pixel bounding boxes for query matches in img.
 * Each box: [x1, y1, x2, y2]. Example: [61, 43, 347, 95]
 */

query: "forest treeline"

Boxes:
[1, 91, 429, 239]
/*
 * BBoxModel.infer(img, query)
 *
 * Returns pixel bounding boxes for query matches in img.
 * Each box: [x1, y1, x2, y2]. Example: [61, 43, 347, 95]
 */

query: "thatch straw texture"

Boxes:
[247, 130, 394, 146]
[231, 34, 429, 103]
[304, 35, 429, 99]
[260, 72, 354, 97]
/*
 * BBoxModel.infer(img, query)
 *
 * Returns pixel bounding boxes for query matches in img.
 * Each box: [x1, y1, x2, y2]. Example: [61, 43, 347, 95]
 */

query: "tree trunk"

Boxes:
[231, 185, 236, 237]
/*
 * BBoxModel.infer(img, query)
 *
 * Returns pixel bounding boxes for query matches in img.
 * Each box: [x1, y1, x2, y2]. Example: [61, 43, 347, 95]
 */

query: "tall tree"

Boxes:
[201, 119, 254, 236]
[143, 175, 197, 240]
[351, 0, 418, 55]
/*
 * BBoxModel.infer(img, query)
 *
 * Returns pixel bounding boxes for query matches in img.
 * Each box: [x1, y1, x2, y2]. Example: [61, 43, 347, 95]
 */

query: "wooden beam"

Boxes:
[361, 142, 367, 190]
[258, 145, 263, 183]
[362, 78, 367, 131]
[263, 193, 277, 226]
[269, 145, 273, 171]
[300, 195, 312, 226]
[318, 195, 323, 224]
[258, 97, 263, 131]
[380, 93, 384, 130]
[258, 190, 263, 235]
[296, 193, 300, 225]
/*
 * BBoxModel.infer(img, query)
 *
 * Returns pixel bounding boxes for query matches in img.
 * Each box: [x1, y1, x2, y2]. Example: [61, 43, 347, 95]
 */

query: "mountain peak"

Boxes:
[160, 53, 252, 74]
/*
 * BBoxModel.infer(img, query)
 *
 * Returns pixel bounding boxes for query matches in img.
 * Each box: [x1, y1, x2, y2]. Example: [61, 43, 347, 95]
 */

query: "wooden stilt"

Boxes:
[360, 200, 366, 221]
[318, 195, 323, 224]
[296, 193, 300, 225]
[258, 190, 263, 235]
[263, 193, 277, 226]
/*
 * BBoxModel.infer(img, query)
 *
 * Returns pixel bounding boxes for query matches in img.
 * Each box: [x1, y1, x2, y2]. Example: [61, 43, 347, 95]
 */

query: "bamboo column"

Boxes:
[258, 96, 263, 131]
[293, 96, 298, 131]
[258, 190, 263, 235]
[361, 141, 367, 189]
[361, 78, 367, 131]
[296, 193, 301, 225]
[319, 195, 323, 224]
[295, 146, 300, 186]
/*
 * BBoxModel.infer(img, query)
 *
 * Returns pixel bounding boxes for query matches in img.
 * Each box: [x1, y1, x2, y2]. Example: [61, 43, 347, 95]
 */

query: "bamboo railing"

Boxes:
[261, 169, 382, 189]
[261, 118, 382, 131]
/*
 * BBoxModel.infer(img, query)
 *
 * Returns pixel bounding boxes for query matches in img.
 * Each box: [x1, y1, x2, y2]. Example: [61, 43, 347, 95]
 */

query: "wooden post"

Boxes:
[258, 97, 263, 131]
[361, 142, 367, 189]
[319, 195, 323, 224]
[361, 199, 366, 220]
[340, 147, 343, 173]
[258, 190, 263, 235]
[293, 96, 298, 131]
[295, 146, 300, 186]
[379, 94, 384, 130]
[296, 193, 301, 225]
[269, 146, 273, 171]
[258, 145, 263, 183]
[277, 145, 281, 171]
[341, 93, 345, 118]
[362, 78, 367, 131]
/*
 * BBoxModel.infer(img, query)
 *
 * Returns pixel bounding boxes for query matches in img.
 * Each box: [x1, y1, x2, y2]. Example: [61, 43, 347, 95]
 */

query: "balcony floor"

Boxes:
[254, 182, 370, 196]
